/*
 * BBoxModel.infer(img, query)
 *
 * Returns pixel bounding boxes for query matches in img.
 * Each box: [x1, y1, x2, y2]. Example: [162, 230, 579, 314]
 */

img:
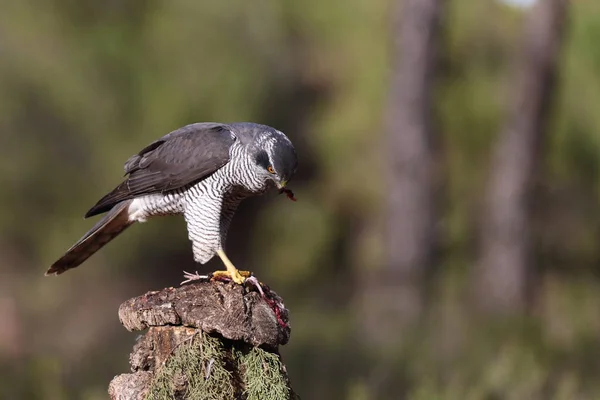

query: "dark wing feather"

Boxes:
[85, 123, 236, 217]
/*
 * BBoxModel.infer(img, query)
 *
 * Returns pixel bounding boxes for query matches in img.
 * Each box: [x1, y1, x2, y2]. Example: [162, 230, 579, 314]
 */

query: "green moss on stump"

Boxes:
[145, 332, 297, 400]
[239, 346, 295, 400]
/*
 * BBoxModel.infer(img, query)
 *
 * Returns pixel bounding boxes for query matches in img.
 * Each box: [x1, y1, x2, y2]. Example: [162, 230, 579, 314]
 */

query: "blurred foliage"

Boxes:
[1, 0, 600, 399]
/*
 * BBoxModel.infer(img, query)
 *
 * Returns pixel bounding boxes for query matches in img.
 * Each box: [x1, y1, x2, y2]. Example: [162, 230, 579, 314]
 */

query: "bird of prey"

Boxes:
[47, 122, 298, 284]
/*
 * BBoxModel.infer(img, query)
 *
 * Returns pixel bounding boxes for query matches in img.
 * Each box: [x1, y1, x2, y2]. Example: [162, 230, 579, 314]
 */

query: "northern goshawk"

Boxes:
[46, 122, 297, 284]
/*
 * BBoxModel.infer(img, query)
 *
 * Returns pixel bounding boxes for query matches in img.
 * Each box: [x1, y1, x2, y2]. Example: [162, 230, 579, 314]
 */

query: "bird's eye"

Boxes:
[267, 166, 276, 174]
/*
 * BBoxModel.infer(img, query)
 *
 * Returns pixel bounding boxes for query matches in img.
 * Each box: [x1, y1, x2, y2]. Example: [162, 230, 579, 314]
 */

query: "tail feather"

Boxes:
[46, 200, 134, 275]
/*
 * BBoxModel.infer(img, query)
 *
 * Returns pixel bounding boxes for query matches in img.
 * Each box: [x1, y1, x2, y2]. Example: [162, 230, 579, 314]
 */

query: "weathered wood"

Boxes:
[109, 372, 153, 400]
[118, 280, 290, 348]
[109, 279, 296, 400]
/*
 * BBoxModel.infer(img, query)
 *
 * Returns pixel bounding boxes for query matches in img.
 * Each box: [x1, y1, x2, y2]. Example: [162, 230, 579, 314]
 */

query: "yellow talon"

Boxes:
[211, 269, 251, 284]
[215, 249, 250, 285]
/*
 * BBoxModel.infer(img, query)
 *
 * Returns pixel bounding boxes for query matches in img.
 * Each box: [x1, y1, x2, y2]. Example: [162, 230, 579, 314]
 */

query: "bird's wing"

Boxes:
[85, 123, 236, 217]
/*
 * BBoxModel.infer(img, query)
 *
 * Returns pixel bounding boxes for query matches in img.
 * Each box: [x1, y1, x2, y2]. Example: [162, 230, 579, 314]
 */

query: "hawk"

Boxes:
[47, 122, 298, 284]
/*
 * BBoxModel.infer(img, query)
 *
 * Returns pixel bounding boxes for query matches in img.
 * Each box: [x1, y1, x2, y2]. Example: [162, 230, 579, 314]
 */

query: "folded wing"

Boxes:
[85, 123, 236, 217]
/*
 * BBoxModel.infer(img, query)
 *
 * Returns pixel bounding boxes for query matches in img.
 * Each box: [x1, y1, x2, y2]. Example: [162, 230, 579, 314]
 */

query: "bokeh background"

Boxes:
[1, 0, 599, 398]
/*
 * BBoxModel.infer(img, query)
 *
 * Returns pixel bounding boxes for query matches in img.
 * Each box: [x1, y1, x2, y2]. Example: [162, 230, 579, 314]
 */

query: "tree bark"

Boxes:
[363, 0, 444, 342]
[475, 0, 569, 314]
[108, 279, 297, 400]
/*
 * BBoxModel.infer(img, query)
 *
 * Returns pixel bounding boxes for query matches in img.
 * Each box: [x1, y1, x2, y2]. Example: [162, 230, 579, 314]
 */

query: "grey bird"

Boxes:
[46, 122, 298, 284]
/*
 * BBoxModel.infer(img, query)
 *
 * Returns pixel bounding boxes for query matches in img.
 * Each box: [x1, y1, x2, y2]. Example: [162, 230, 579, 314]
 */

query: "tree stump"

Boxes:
[108, 278, 298, 400]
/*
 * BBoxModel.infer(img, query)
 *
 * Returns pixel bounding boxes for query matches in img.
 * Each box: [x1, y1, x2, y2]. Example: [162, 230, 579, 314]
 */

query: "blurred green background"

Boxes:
[1, 0, 600, 399]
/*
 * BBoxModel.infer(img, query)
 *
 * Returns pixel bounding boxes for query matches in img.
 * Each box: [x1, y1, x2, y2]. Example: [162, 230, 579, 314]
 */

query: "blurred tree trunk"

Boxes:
[363, 0, 445, 344]
[474, 0, 569, 314]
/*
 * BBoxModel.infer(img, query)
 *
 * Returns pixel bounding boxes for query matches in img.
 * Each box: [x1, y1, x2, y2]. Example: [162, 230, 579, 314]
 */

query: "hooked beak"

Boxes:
[276, 180, 288, 190]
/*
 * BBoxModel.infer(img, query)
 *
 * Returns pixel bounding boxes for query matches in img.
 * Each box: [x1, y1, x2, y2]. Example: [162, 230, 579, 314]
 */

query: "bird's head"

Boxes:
[231, 122, 298, 194]
[253, 129, 298, 190]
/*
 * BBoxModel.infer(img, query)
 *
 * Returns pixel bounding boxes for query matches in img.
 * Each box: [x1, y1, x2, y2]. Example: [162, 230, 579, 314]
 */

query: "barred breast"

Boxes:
[127, 140, 268, 264]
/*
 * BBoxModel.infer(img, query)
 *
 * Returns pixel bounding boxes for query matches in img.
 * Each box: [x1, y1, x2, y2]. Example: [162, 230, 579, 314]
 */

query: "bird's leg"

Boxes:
[212, 249, 250, 285]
